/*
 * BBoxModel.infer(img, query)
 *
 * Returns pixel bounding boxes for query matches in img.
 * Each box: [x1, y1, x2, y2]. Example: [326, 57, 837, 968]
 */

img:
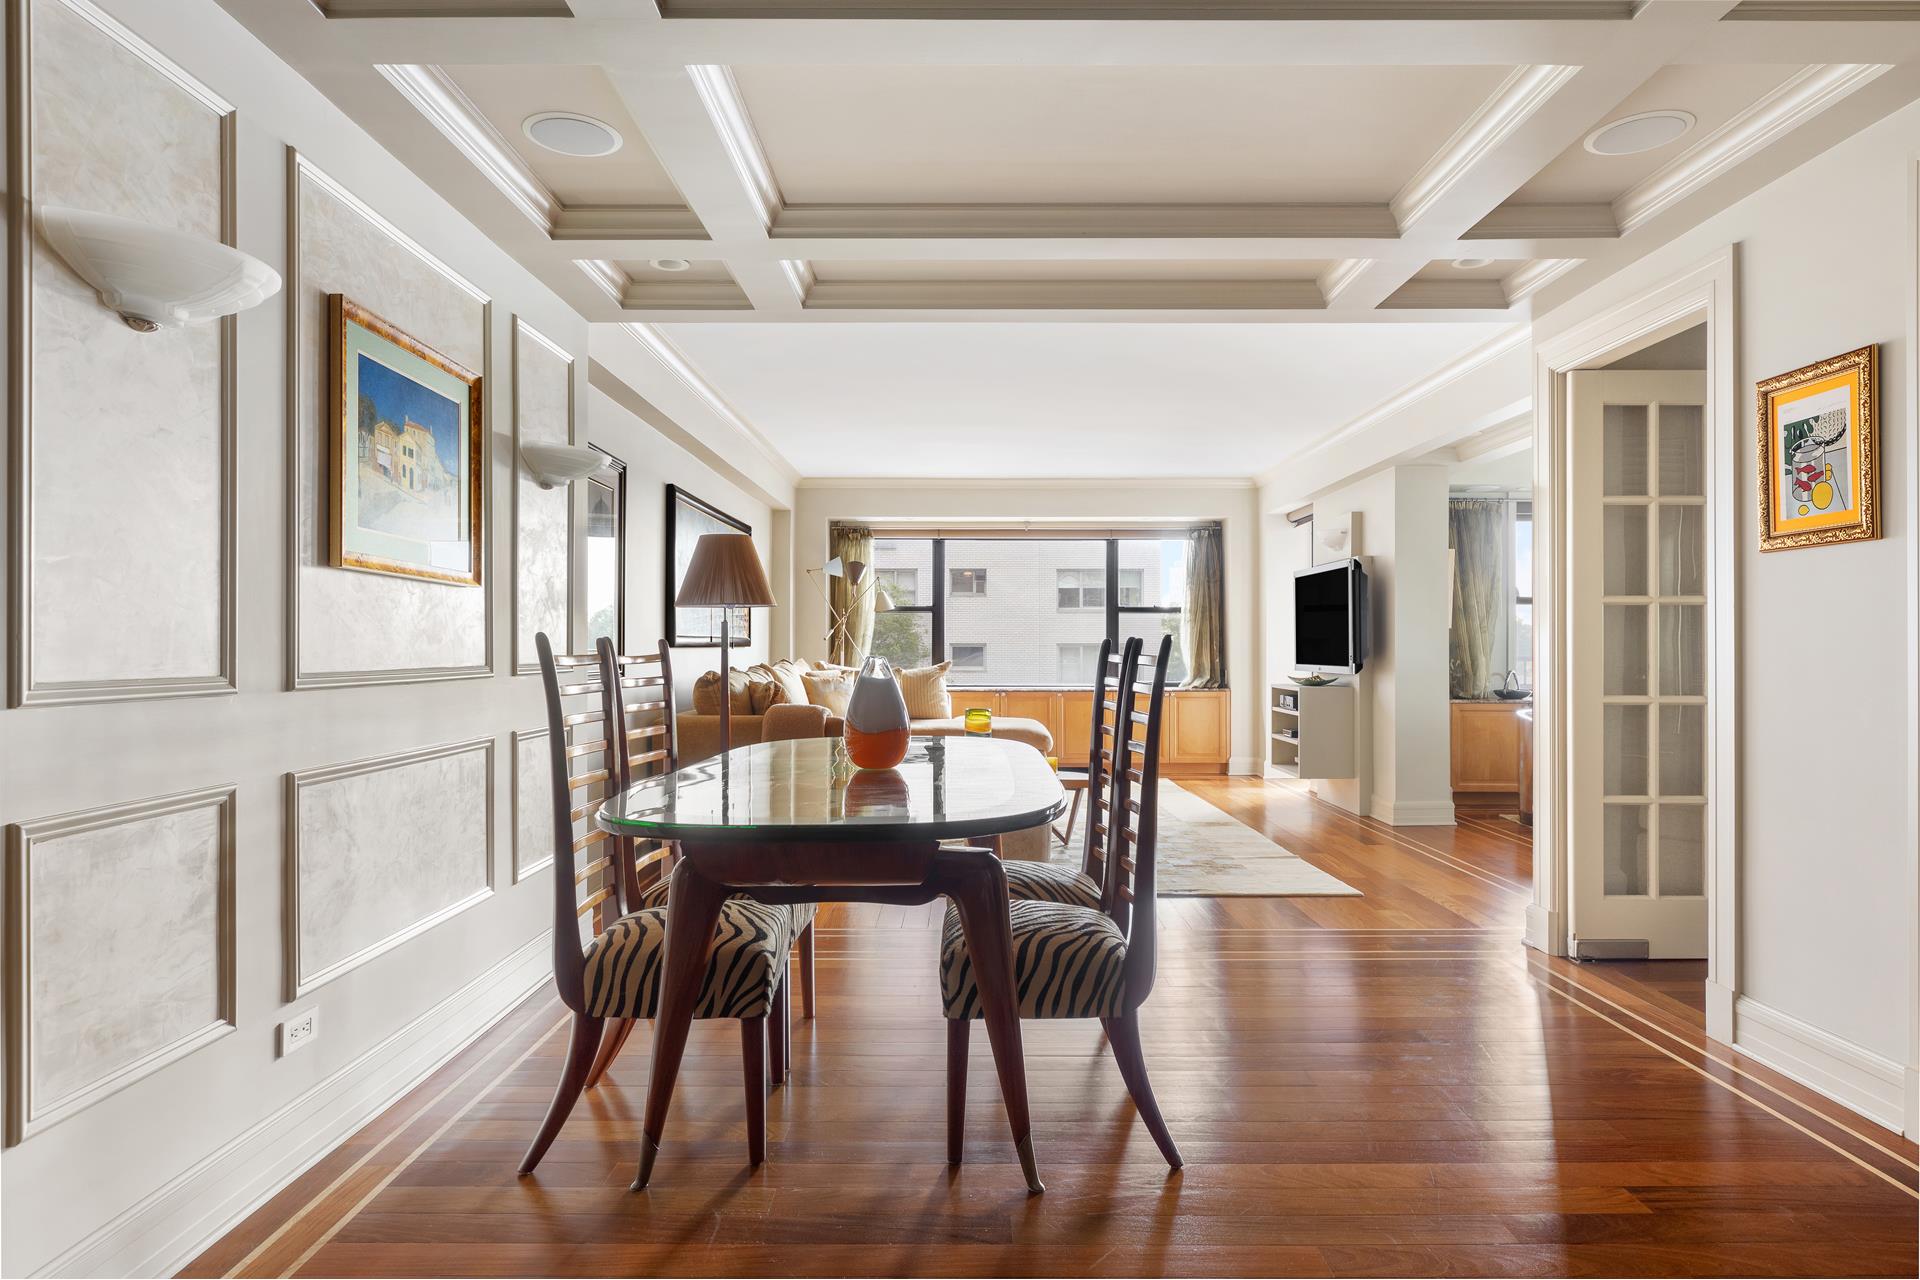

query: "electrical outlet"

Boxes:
[279, 1008, 318, 1057]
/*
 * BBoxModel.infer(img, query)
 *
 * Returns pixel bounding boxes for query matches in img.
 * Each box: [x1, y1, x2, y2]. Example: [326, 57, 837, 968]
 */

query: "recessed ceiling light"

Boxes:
[1583, 109, 1696, 157]
[522, 112, 623, 158]
[649, 258, 692, 273]
[1452, 258, 1493, 270]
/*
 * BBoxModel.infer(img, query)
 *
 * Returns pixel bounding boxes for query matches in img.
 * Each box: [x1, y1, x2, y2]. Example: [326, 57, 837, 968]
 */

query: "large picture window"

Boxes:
[869, 533, 1202, 687]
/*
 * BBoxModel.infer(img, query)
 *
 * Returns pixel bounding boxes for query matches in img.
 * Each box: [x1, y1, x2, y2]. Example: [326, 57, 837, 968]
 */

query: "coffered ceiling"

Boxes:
[214, 0, 1920, 477]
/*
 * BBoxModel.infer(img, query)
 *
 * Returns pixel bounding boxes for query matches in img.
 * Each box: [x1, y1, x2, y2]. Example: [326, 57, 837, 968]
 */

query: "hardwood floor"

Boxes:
[186, 779, 1918, 1279]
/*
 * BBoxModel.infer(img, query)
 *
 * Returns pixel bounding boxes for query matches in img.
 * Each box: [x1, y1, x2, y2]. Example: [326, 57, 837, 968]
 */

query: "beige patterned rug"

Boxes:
[1047, 783, 1360, 898]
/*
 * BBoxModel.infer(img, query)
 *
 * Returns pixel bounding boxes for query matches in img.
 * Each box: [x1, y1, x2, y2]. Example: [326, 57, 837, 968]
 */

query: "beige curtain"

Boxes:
[828, 522, 874, 666]
[1181, 524, 1226, 689]
[1449, 498, 1505, 699]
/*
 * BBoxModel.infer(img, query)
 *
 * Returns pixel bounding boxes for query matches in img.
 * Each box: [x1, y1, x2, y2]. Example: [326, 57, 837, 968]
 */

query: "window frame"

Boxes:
[948, 567, 987, 596]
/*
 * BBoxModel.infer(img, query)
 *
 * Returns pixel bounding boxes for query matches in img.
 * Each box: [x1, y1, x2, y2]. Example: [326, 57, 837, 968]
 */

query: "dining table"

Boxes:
[597, 734, 1067, 1195]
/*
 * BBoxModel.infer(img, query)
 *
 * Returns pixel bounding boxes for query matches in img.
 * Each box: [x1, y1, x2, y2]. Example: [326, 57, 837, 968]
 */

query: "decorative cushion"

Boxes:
[764, 659, 811, 706]
[763, 702, 830, 742]
[896, 661, 954, 719]
[582, 898, 794, 1020]
[802, 667, 857, 716]
[692, 668, 755, 715]
[1003, 860, 1102, 907]
[939, 899, 1128, 1020]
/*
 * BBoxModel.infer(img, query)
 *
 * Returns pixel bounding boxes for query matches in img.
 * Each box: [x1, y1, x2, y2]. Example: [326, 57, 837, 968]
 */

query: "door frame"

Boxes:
[1529, 246, 1739, 1045]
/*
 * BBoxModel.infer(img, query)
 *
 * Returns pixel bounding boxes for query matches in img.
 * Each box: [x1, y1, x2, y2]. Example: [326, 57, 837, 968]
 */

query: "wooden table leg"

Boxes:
[633, 857, 729, 1191]
[937, 847, 1043, 1194]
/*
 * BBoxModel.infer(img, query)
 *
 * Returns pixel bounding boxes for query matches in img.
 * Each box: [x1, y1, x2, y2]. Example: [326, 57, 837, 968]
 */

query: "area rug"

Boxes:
[1047, 783, 1360, 898]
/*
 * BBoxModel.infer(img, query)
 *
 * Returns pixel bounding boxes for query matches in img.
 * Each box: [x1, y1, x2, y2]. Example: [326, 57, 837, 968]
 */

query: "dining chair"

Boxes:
[583, 637, 817, 1092]
[999, 636, 1129, 910]
[939, 632, 1182, 1171]
[519, 632, 793, 1176]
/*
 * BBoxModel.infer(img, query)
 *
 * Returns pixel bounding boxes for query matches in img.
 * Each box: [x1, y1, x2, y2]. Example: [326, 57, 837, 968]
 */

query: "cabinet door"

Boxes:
[1165, 692, 1229, 764]
[953, 689, 1003, 718]
[1000, 691, 1060, 752]
[1057, 690, 1095, 767]
[1450, 705, 1521, 790]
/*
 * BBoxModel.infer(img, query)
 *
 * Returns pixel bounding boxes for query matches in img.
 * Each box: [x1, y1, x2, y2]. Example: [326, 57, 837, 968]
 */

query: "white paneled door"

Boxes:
[1568, 371, 1710, 959]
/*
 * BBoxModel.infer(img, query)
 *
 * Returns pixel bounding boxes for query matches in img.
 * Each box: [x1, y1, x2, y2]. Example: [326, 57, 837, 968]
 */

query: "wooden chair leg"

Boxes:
[1102, 1010, 1182, 1171]
[584, 1016, 637, 1090]
[519, 1013, 604, 1175]
[946, 1018, 968, 1165]
[741, 1015, 767, 1166]
[798, 922, 816, 1020]
[768, 972, 790, 1087]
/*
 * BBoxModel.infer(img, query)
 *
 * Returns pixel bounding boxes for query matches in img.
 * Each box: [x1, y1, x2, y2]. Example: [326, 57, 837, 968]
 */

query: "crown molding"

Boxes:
[549, 206, 710, 239]
[802, 278, 1326, 310]
[622, 281, 754, 309]
[1722, 1, 1920, 17]
[1450, 411, 1533, 461]
[660, 0, 1634, 16]
[771, 203, 1400, 240]
[779, 258, 816, 304]
[1392, 63, 1579, 229]
[688, 64, 783, 229]
[621, 324, 801, 484]
[1464, 202, 1619, 239]
[1318, 258, 1371, 304]
[795, 475, 1257, 490]
[1376, 278, 1512, 310]
[1504, 256, 1580, 302]
[577, 257, 626, 304]
[1613, 62, 1891, 235]
[322, 0, 569, 14]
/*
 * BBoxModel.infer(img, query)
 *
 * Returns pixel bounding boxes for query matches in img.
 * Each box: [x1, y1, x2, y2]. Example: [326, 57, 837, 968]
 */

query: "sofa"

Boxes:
[678, 656, 1054, 764]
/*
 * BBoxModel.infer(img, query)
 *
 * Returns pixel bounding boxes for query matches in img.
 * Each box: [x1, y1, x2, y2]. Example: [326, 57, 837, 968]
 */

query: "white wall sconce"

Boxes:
[521, 442, 608, 490]
[38, 206, 282, 333]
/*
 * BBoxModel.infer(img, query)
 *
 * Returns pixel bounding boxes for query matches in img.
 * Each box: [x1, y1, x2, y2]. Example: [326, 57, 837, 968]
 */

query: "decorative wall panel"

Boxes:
[286, 738, 494, 997]
[512, 728, 555, 881]
[513, 319, 573, 673]
[6, 786, 236, 1144]
[288, 152, 492, 687]
[15, 0, 234, 704]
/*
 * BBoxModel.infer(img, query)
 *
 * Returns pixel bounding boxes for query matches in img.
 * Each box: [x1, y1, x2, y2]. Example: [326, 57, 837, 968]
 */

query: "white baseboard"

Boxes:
[1906, 1066, 1919, 1140]
[1733, 995, 1908, 1135]
[1369, 795, 1456, 827]
[1704, 978, 1735, 1046]
[1524, 903, 1559, 955]
[38, 932, 553, 1279]
[1227, 755, 1260, 777]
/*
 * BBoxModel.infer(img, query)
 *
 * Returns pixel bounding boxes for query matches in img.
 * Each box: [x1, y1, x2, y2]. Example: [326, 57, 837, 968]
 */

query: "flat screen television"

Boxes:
[1294, 559, 1368, 676]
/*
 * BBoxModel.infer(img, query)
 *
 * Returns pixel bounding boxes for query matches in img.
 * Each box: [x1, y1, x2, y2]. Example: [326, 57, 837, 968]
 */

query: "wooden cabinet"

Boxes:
[1163, 689, 1230, 768]
[1056, 690, 1094, 767]
[1450, 700, 1527, 793]
[951, 687, 1230, 774]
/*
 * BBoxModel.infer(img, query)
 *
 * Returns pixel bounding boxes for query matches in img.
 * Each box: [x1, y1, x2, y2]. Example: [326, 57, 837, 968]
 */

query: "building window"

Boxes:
[951, 643, 986, 670]
[1117, 567, 1144, 606]
[1057, 642, 1104, 685]
[1512, 501, 1533, 687]
[949, 567, 987, 596]
[1056, 568, 1106, 610]
[874, 567, 919, 607]
[583, 448, 626, 650]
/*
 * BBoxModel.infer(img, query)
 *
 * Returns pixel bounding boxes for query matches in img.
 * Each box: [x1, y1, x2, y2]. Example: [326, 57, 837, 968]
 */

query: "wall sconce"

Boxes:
[38, 206, 281, 333]
[520, 442, 608, 490]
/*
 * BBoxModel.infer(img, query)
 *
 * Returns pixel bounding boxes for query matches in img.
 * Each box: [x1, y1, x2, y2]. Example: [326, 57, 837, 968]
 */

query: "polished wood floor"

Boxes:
[187, 780, 1918, 1278]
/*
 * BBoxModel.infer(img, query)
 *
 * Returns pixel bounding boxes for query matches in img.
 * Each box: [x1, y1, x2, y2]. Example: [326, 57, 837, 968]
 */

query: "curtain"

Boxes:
[1449, 498, 1506, 699]
[1181, 524, 1226, 689]
[828, 522, 874, 666]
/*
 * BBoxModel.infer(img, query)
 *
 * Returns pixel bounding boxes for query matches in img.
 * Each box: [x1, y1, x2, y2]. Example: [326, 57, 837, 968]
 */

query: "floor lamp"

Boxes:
[676, 531, 775, 754]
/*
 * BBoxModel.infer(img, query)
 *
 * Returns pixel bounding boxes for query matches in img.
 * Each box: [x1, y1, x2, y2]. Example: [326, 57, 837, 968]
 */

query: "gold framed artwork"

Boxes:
[327, 295, 484, 585]
[1755, 343, 1877, 552]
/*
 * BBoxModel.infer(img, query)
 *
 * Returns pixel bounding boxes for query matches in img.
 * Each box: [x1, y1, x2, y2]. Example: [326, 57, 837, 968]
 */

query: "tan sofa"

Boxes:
[677, 657, 1054, 763]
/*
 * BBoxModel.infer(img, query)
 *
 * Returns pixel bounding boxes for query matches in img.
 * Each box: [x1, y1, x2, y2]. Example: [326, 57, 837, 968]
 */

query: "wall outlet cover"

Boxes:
[279, 1008, 319, 1057]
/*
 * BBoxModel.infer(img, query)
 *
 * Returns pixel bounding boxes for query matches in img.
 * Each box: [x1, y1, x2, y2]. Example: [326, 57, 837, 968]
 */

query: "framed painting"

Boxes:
[666, 485, 751, 647]
[1755, 344, 1877, 552]
[328, 295, 484, 585]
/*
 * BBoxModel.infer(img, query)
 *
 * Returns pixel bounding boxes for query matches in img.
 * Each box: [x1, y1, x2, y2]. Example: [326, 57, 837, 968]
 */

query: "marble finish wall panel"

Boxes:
[7, 787, 235, 1143]
[513, 321, 572, 672]
[288, 739, 494, 996]
[512, 729, 555, 881]
[24, 0, 231, 697]
[292, 157, 490, 684]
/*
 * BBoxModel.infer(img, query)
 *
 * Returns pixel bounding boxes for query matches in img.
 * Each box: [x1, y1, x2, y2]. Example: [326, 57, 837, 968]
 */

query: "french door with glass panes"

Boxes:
[1568, 370, 1710, 958]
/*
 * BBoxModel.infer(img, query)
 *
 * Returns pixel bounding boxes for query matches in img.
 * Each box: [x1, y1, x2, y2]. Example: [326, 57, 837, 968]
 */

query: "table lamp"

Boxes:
[676, 532, 775, 753]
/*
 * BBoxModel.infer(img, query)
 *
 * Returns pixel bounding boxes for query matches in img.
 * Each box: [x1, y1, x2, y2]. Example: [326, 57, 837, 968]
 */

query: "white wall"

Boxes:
[791, 482, 1264, 772]
[1532, 99, 1920, 1125]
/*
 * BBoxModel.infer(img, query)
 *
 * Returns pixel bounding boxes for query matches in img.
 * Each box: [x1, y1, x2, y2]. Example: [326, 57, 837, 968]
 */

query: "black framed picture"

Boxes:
[666, 484, 752, 647]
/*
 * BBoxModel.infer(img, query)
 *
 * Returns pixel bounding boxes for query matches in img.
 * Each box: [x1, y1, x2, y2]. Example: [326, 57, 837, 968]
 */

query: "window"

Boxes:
[949, 567, 987, 596]
[583, 448, 626, 649]
[864, 532, 1216, 688]
[1512, 501, 1534, 687]
[1056, 568, 1106, 610]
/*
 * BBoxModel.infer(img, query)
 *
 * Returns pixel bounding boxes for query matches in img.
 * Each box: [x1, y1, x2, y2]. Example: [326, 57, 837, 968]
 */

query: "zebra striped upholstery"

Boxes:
[634, 876, 819, 933]
[1000, 860, 1101, 908]
[939, 899, 1128, 1020]
[582, 897, 794, 1020]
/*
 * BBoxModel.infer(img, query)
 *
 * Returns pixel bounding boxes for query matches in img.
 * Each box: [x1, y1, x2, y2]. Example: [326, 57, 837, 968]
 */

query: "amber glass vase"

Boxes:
[845, 654, 910, 769]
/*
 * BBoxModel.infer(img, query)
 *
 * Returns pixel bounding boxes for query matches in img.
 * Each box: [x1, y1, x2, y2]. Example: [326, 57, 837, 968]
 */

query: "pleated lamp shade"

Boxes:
[676, 532, 775, 608]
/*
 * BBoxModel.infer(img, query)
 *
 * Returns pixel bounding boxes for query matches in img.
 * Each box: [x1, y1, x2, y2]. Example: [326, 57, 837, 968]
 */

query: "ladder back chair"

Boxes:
[519, 632, 794, 1176]
[939, 632, 1182, 1171]
[1001, 637, 1126, 909]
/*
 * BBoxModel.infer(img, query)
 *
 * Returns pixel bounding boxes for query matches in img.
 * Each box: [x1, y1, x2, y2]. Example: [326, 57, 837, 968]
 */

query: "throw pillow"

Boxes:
[896, 660, 954, 720]
[692, 668, 754, 715]
[801, 667, 857, 717]
[765, 659, 810, 707]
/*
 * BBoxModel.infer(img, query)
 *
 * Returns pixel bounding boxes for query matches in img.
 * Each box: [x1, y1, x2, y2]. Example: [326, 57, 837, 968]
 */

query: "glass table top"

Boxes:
[599, 736, 1067, 844]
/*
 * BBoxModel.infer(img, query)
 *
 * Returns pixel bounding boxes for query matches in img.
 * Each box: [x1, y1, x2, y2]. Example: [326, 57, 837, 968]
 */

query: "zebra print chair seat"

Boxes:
[939, 898, 1126, 1019]
[634, 876, 819, 936]
[998, 861, 1102, 909]
[584, 898, 794, 1020]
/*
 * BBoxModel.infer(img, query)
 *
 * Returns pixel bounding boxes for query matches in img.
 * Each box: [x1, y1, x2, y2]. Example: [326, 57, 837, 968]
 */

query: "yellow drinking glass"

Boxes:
[963, 707, 992, 737]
